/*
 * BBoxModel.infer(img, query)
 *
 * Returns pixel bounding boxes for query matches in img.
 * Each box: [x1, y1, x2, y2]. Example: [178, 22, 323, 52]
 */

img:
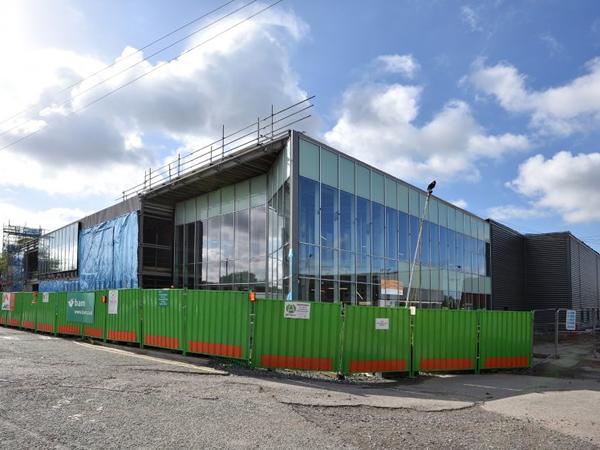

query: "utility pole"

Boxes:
[406, 180, 436, 308]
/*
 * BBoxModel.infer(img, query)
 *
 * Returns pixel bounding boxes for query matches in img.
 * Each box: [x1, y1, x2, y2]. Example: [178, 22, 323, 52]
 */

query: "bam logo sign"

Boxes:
[66, 293, 95, 324]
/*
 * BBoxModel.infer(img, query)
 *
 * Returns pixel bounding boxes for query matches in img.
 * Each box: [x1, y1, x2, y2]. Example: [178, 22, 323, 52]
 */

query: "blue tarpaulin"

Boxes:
[78, 211, 138, 291]
[39, 279, 80, 292]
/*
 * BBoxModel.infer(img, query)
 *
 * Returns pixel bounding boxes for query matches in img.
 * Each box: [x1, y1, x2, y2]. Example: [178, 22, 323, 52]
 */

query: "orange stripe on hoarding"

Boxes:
[8, 319, 20, 327]
[145, 335, 180, 350]
[37, 323, 54, 333]
[188, 341, 242, 358]
[108, 330, 137, 342]
[484, 356, 529, 368]
[84, 327, 103, 338]
[420, 358, 473, 371]
[349, 359, 407, 373]
[22, 321, 35, 329]
[260, 355, 333, 371]
[58, 325, 80, 335]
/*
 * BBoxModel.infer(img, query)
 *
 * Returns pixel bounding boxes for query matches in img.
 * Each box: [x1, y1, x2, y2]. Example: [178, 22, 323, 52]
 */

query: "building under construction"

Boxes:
[1, 224, 44, 292]
[2, 99, 599, 312]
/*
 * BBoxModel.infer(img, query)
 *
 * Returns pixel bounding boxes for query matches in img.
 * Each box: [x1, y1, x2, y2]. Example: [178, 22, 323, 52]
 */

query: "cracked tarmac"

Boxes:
[1, 326, 599, 449]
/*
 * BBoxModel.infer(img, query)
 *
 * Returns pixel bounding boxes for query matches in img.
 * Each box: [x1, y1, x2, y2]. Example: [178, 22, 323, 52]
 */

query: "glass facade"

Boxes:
[297, 137, 492, 308]
[38, 222, 79, 275]
[174, 144, 290, 298]
[173, 135, 492, 308]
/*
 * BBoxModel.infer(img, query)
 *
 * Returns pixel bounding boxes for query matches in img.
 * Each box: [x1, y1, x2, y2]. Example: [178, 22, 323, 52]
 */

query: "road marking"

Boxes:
[72, 341, 227, 375]
[0, 336, 18, 340]
[463, 383, 523, 392]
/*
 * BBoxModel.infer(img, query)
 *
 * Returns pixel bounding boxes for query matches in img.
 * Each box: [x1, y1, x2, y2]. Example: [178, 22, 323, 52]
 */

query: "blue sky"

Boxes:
[1, 0, 600, 250]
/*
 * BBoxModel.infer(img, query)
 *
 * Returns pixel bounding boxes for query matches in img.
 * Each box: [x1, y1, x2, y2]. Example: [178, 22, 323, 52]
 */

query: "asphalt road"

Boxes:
[1, 326, 599, 449]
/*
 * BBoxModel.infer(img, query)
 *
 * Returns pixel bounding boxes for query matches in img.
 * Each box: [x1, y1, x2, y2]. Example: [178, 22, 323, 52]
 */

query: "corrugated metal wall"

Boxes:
[525, 233, 571, 310]
[489, 221, 526, 310]
[569, 235, 600, 310]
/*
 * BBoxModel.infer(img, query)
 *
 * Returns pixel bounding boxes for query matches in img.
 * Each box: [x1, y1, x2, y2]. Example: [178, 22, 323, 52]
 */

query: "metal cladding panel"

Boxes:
[36, 293, 58, 334]
[414, 310, 478, 372]
[19, 292, 37, 330]
[479, 310, 532, 369]
[252, 300, 342, 373]
[142, 289, 185, 351]
[569, 236, 600, 310]
[55, 292, 82, 336]
[525, 234, 571, 310]
[341, 305, 410, 375]
[186, 290, 249, 360]
[83, 290, 108, 340]
[488, 221, 526, 310]
[105, 289, 142, 343]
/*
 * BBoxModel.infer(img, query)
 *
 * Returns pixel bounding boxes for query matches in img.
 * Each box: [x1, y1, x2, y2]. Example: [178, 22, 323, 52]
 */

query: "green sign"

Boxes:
[158, 290, 169, 307]
[66, 292, 95, 324]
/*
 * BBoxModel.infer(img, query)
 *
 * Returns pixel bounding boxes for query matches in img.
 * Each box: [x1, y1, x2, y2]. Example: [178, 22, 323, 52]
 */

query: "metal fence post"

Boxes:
[554, 309, 559, 359]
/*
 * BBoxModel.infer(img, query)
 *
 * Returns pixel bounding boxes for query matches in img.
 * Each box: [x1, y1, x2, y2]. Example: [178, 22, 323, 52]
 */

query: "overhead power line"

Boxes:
[0, 0, 239, 131]
[0, 0, 284, 153]
[0, 0, 258, 140]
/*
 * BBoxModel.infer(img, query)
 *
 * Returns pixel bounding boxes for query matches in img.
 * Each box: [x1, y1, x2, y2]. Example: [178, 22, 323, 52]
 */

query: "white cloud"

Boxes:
[324, 80, 530, 183]
[451, 199, 468, 209]
[0, 5, 310, 199]
[539, 33, 563, 56]
[469, 58, 600, 136]
[461, 6, 482, 32]
[376, 54, 420, 79]
[507, 151, 600, 223]
[486, 204, 548, 221]
[0, 202, 87, 238]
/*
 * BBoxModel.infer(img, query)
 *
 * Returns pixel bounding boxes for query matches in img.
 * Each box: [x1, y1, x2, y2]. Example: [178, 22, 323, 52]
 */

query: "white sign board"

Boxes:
[565, 309, 576, 331]
[284, 302, 311, 320]
[1, 293, 10, 311]
[42, 292, 49, 303]
[108, 290, 119, 315]
[375, 318, 389, 330]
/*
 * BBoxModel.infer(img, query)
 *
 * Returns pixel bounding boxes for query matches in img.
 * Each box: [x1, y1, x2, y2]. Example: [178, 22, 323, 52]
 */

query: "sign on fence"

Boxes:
[66, 292, 95, 324]
[108, 290, 119, 315]
[375, 318, 389, 330]
[42, 292, 49, 303]
[284, 302, 311, 319]
[158, 290, 169, 307]
[1, 293, 14, 311]
[565, 309, 576, 331]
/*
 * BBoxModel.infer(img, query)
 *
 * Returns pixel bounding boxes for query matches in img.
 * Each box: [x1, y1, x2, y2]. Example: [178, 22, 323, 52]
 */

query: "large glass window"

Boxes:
[385, 207, 398, 260]
[371, 202, 385, 257]
[299, 177, 319, 244]
[38, 222, 79, 276]
[339, 190, 354, 252]
[356, 196, 370, 255]
[321, 184, 338, 248]
[398, 212, 408, 261]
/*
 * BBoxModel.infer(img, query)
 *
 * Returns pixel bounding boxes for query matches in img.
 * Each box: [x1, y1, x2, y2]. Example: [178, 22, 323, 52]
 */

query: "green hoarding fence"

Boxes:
[414, 309, 478, 373]
[186, 290, 250, 360]
[0, 293, 8, 326]
[105, 289, 142, 344]
[341, 305, 411, 375]
[82, 291, 107, 340]
[36, 292, 57, 334]
[56, 292, 82, 337]
[252, 300, 342, 372]
[20, 292, 37, 331]
[142, 289, 185, 352]
[0, 286, 535, 376]
[3, 292, 23, 328]
[479, 310, 533, 370]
